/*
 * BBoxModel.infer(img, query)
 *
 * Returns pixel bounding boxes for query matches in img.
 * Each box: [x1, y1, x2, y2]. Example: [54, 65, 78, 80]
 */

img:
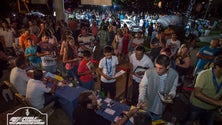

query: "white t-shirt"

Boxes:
[0, 28, 15, 47]
[78, 34, 95, 54]
[41, 55, 57, 66]
[166, 39, 181, 56]
[10, 67, 30, 96]
[132, 38, 144, 46]
[99, 56, 119, 83]
[26, 79, 51, 109]
[130, 53, 154, 83]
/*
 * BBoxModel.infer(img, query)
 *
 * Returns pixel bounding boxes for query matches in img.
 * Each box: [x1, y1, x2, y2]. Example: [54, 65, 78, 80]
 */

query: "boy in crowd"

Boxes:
[98, 46, 119, 99]
[78, 50, 95, 90]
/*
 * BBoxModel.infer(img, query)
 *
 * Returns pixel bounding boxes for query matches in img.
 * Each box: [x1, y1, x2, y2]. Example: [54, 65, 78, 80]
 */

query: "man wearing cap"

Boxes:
[185, 55, 222, 125]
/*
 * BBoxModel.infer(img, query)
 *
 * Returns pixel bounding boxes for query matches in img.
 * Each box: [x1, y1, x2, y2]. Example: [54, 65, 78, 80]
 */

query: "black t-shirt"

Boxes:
[150, 37, 166, 59]
[73, 105, 111, 125]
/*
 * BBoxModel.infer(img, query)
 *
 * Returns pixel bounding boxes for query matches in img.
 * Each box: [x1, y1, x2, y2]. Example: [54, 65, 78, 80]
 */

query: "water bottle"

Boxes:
[72, 79, 76, 87]
[100, 89, 105, 99]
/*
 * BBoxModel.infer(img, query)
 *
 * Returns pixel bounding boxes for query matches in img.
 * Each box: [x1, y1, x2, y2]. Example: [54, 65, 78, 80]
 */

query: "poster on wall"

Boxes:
[81, 0, 112, 6]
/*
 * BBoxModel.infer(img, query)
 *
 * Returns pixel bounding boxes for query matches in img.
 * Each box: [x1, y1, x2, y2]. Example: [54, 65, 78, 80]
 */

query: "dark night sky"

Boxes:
[0, 0, 11, 18]
[0, 0, 222, 18]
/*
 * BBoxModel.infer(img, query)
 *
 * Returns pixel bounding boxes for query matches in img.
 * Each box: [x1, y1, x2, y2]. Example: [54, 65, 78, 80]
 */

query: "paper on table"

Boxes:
[104, 98, 112, 104]
[114, 70, 126, 78]
[68, 83, 73, 87]
[45, 72, 64, 82]
[104, 108, 116, 115]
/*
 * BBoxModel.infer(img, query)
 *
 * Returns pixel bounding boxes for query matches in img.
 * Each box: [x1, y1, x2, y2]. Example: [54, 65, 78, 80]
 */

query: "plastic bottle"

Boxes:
[72, 79, 76, 87]
[100, 89, 105, 99]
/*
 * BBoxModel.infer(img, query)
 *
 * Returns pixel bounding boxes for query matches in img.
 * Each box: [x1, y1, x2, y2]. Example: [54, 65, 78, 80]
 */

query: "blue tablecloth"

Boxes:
[47, 83, 86, 122]
[47, 83, 132, 125]
[96, 99, 133, 125]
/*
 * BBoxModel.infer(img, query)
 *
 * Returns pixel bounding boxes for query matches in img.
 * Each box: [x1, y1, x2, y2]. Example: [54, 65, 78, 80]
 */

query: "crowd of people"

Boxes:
[0, 9, 222, 125]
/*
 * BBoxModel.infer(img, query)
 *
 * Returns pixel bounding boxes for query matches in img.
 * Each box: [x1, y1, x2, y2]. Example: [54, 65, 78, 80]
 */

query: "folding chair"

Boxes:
[14, 93, 55, 117]
[4, 81, 19, 94]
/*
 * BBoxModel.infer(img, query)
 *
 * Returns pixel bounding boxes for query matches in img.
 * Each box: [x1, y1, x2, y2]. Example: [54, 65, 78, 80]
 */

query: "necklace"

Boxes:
[105, 57, 112, 76]
[212, 68, 222, 93]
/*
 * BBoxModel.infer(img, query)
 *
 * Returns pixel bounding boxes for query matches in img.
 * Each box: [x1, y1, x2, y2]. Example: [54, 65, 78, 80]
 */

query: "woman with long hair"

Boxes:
[63, 36, 81, 82]
[59, 30, 73, 56]
[175, 44, 191, 83]
[113, 29, 123, 61]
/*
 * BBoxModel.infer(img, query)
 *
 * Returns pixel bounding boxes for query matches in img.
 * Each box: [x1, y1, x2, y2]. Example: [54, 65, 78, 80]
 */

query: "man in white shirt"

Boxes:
[26, 69, 57, 109]
[129, 46, 154, 105]
[10, 56, 30, 96]
[166, 33, 181, 57]
[0, 20, 16, 56]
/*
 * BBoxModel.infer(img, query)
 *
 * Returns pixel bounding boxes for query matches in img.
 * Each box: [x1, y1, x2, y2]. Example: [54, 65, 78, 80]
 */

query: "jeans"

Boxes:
[101, 81, 116, 99]
[80, 80, 94, 90]
[185, 104, 216, 125]
[132, 80, 139, 105]
[67, 66, 79, 81]
[150, 112, 162, 121]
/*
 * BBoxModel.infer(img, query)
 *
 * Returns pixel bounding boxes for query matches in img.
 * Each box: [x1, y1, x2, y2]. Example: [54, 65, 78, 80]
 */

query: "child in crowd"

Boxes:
[24, 38, 41, 68]
[78, 50, 95, 90]
[63, 36, 81, 82]
[98, 46, 119, 99]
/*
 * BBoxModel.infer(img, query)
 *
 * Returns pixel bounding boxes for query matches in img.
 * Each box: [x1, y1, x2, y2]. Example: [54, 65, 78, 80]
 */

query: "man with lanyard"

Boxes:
[185, 55, 222, 125]
[129, 46, 153, 105]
